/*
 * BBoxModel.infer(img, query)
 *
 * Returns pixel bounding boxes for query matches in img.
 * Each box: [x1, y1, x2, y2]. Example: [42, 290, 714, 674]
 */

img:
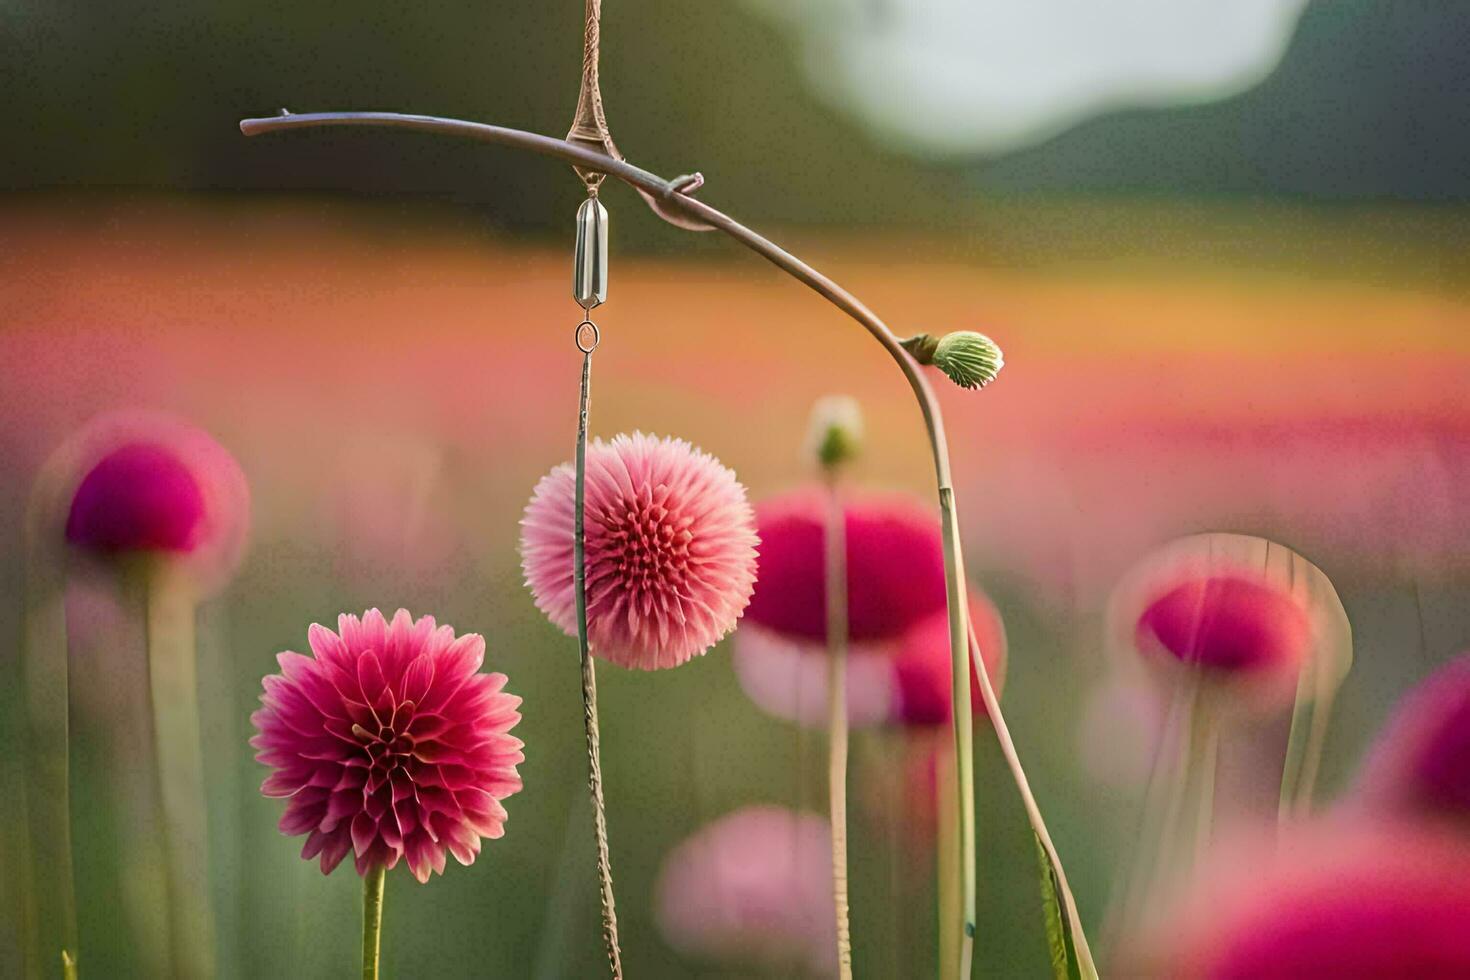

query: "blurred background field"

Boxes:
[2, 0, 1469, 976]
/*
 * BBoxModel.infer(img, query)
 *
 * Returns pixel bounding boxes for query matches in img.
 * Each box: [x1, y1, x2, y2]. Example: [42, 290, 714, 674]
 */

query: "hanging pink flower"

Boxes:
[519, 432, 759, 670]
[1127, 822, 1470, 977]
[654, 806, 837, 976]
[251, 609, 524, 883]
[1354, 653, 1470, 824]
[744, 488, 946, 644]
[51, 409, 250, 593]
[890, 595, 1008, 727]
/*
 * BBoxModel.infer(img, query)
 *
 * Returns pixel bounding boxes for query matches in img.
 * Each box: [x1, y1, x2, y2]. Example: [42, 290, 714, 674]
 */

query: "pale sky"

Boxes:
[742, 0, 1311, 156]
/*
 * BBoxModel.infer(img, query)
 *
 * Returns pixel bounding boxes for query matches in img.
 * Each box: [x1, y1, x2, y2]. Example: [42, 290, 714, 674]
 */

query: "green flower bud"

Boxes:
[806, 395, 863, 469]
[932, 331, 1003, 390]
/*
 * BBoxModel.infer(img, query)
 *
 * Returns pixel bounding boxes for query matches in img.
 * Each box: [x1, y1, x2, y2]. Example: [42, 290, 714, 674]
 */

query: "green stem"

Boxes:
[936, 741, 960, 980]
[361, 865, 385, 980]
[937, 490, 977, 978]
[21, 491, 79, 979]
[573, 346, 624, 978]
[143, 565, 215, 979]
[965, 617, 1098, 979]
[823, 476, 853, 979]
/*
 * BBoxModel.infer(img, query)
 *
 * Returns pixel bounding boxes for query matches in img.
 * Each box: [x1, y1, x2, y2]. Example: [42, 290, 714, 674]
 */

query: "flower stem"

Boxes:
[361, 864, 385, 980]
[573, 347, 624, 978]
[936, 741, 960, 980]
[966, 618, 1098, 979]
[823, 476, 853, 979]
[937, 492, 977, 978]
[142, 565, 215, 979]
[20, 476, 80, 980]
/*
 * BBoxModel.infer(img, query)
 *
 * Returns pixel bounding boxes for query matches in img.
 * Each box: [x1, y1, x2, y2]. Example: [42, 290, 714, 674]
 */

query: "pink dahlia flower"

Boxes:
[520, 432, 759, 670]
[251, 609, 524, 883]
[745, 488, 946, 644]
[1355, 653, 1470, 824]
[50, 409, 250, 593]
[1128, 822, 1470, 978]
[654, 806, 836, 976]
[890, 595, 1008, 727]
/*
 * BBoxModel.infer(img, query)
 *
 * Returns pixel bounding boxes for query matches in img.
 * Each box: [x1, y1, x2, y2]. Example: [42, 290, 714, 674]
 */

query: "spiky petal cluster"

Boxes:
[251, 609, 524, 883]
[520, 432, 759, 670]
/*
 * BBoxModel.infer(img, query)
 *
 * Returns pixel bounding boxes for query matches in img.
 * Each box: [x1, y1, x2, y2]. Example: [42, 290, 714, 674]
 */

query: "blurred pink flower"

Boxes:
[745, 488, 945, 644]
[520, 432, 759, 670]
[654, 806, 836, 976]
[890, 595, 1007, 727]
[1136, 575, 1310, 676]
[1108, 534, 1348, 711]
[731, 625, 896, 729]
[1355, 653, 1470, 824]
[1130, 822, 1470, 978]
[251, 609, 524, 883]
[48, 409, 249, 592]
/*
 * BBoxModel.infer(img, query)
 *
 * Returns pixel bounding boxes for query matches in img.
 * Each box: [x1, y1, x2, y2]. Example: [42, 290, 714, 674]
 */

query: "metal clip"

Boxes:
[574, 196, 608, 310]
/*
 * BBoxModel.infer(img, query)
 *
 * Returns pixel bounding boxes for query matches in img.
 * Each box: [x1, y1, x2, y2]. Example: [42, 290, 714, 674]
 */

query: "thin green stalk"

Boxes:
[937, 491, 977, 978]
[967, 619, 1098, 979]
[361, 865, 385, 980]
[21, 497, 79, 979]
[142, 565, 215, 979]
[936, 741, 960, 980]
[823, 476, 854, 979]
[573, 346, 623, 978]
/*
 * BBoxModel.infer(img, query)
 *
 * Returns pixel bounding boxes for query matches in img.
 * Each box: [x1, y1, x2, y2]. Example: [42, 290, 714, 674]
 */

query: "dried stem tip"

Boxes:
[901, 331, 1005, 390]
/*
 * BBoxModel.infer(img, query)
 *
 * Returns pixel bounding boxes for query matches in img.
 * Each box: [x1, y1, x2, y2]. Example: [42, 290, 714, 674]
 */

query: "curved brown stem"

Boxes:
[239, 109, 1094, 976]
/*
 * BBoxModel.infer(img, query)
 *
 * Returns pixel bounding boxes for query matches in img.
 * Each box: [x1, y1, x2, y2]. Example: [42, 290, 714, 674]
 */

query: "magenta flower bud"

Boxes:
[890, 595, 1007, 727]
[47, 410, 250, 592]
[66, 443, 207, 553]
[745, 488, 946, 644]
[1355, 653, 1470, 824]
[1135, 574, 1310, 675]
[1108, 534, 1349, 711]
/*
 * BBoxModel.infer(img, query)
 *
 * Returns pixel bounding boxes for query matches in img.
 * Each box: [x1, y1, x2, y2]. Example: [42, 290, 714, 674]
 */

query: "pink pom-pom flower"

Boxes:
[250, 609, 524, 883]
[654, 806, 837, 976]
[1355, 653, 1470, 824]
[519, 432, 759, 671]
[49, 409, 249, 592]
[744, 488, 946, 644]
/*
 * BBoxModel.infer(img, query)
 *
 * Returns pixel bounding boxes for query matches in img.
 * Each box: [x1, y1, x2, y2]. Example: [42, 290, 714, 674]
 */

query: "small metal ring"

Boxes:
[575, 318, 601, 353]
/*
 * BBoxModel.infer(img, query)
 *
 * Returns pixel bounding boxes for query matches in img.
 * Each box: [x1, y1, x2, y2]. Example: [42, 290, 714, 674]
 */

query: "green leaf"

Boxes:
[1034, 832, 1079, 980]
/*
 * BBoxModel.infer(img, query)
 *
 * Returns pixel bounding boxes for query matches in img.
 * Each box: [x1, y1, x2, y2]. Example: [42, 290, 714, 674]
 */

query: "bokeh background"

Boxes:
[2, 0, 1468, 976]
